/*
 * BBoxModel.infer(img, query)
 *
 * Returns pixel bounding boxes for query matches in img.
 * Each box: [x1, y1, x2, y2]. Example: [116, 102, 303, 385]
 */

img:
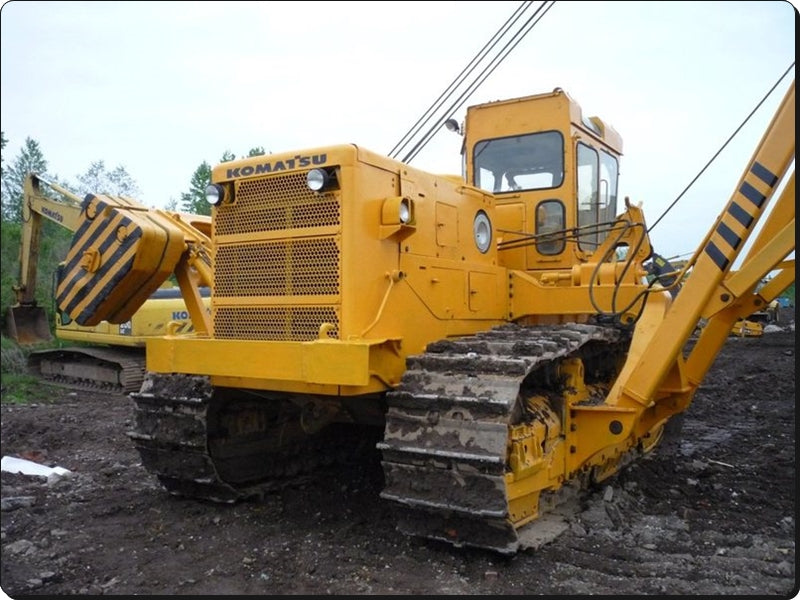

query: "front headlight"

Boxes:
[473, 211, 492, 253]
[399, 198, 412, 223]
[379, 196, 415, 239]
[307, 168, 329, 192]
[205, 183, 225, 206]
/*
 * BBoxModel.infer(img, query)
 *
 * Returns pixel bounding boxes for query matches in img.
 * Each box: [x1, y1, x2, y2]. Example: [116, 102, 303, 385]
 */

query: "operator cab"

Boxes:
[461, 88, 623, 271]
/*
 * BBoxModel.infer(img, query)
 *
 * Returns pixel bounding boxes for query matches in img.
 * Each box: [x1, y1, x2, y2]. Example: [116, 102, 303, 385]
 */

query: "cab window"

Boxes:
[535, 200, 566, 255]
[576, 143, 619, 251]
[599, 150, 619, 227]
[473, 132, 564, 194]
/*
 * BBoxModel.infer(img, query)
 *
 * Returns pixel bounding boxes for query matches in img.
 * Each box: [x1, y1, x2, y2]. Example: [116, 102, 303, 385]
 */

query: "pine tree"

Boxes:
[75, 160, 140, 197]
[2, 137, 48, 223]
[178, 149, 267, 216]
[179, 161, 212, 216]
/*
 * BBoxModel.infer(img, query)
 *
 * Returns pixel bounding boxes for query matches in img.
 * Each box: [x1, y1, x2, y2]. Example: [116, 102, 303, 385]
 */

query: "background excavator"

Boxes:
[5, 173, 211, 392]
[51, 77, 794, 554]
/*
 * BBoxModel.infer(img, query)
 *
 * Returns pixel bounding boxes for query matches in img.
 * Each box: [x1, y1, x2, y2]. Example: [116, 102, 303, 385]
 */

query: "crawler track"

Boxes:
[28, 347, 146, 393]
[378, 322, 626, 554]
[128, 374, 381, 502]
[127, 322, 629, 555]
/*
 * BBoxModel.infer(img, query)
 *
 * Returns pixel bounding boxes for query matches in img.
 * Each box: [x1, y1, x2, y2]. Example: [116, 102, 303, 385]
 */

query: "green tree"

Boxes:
[1, 218, 22, 316]
[177, 150, 251, 216]
[2, 137, 48, 223]
[179, 161, 212, 216]
[76, 160, 140, 197]
[0, 131, 6, 220]
[177, 149, 267, 216]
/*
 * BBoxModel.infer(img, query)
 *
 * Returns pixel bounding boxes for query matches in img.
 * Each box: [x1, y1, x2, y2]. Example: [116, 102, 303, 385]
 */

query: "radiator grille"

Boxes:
[216, 172, 339, 235]
[213, 170, 341, 341]
[214, 306, 339, 341]
[215, 238, 339, 297]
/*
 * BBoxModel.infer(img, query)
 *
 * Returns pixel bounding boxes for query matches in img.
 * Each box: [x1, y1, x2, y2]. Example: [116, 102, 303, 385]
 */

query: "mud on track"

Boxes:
[1, 326, 795, 596]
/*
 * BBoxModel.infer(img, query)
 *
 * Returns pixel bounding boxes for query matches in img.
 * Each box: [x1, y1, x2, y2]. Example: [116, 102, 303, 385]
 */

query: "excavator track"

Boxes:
[128, 374, 382, 502]
[378, 322, 628, 555]
[28, 347, 146, 394]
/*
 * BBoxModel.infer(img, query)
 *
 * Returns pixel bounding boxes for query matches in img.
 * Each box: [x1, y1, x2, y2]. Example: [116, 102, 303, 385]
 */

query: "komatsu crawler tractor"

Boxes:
[54, 81, 795, 554]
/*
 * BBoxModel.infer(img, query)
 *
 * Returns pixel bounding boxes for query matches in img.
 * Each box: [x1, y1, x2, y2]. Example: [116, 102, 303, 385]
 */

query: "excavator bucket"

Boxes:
[6, 305, 53, 345]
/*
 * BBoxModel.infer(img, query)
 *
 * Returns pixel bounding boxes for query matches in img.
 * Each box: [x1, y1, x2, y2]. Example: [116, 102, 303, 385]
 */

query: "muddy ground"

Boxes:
[0, 318, 796, 597]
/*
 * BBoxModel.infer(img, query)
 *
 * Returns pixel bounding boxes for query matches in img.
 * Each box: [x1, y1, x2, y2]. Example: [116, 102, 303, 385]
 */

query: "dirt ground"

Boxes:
[1, 314, 796, 597]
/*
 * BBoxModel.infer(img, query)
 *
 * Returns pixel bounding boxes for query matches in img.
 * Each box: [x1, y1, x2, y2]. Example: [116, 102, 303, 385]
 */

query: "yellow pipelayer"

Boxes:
[54, 82, 795, 553]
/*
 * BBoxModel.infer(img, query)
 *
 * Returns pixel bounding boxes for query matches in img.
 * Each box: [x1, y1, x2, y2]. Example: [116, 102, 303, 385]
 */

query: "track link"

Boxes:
[378, 322, 625, 554]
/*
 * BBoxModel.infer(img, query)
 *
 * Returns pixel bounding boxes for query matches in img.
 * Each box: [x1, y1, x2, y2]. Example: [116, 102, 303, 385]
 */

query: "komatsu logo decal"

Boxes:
[42, 206, 64, 223]
[226, 154, 328, 179]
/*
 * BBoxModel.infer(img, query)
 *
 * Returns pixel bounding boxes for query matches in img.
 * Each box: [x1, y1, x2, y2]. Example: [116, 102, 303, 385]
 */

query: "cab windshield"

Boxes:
[473, 131, 564, 193]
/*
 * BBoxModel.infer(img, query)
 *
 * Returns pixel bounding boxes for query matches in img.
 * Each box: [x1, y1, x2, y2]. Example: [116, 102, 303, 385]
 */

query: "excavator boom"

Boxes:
[7, 175, 85, 344]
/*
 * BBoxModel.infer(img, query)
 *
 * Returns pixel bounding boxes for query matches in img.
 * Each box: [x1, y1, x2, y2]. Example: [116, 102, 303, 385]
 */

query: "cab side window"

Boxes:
[535, 200, 565, 255]
[576, 144, 620, 252]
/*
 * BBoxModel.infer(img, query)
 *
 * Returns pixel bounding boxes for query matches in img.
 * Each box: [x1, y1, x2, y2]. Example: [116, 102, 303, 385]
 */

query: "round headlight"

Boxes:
[399, 199, 411, 223]
[307, 168, 328, 192]
[205, 184, 225, 206]
[473, 211, 492, 253]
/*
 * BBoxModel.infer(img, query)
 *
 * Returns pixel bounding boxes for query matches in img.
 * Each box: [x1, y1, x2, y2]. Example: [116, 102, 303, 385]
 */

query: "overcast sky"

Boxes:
[1, 0, 795, 260]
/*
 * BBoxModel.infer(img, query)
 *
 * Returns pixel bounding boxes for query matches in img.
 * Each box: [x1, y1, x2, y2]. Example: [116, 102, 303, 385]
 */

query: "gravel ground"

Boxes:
[1, 317, 795, 597]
